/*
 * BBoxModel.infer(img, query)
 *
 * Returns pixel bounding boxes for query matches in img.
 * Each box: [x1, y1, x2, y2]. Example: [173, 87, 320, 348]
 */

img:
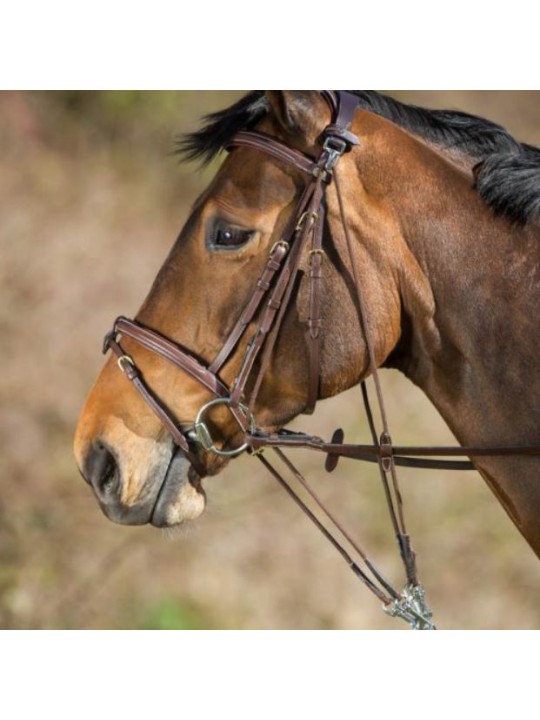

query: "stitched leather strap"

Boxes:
[305, 200, 325, 414]
[227, 131, 317, 176]
[247, 430, 540, 462]
[113, 317, 230, 398]
[209, 240, 290, 374]
[245, 181, 324, 409]
[229, 190, 319, 406]
[105, 335, 206, 474]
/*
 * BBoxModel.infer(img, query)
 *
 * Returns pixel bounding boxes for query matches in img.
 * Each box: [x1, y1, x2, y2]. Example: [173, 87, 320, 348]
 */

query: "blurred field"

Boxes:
[1, 90, 539, 630]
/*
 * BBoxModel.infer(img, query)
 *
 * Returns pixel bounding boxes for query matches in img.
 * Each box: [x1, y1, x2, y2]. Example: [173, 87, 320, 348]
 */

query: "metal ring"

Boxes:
[117, 355, 135, 374]
[190, 398, 256, 458]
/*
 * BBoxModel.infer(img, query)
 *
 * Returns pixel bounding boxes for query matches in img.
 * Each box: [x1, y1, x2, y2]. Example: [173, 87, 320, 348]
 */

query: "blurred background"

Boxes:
[1, 91, 539, 630]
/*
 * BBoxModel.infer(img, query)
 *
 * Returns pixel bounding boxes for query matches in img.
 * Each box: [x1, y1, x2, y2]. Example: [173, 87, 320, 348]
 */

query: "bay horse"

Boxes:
[74, 91, 540, 626]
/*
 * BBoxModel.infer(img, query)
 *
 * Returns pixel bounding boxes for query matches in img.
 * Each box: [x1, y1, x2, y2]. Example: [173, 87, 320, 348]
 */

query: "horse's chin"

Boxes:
[150, 449, 206, 528]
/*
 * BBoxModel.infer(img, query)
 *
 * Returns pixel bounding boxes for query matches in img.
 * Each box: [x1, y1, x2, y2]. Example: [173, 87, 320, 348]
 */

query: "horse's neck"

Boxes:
[375, 133, 540, 554]
[395, 155, 540, 446]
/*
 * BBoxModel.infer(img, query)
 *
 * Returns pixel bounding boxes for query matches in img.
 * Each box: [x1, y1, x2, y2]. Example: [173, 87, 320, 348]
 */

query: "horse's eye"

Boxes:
[213, 226, 253, 248]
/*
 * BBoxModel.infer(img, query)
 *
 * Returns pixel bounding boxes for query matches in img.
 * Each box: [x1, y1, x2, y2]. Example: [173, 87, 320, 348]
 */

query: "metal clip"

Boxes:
[383, 584, 436, 630]
[322, 136, 348, 173]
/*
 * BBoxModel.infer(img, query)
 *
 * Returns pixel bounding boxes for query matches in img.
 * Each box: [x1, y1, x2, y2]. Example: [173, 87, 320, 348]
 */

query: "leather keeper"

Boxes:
[323, 125, 360, 149]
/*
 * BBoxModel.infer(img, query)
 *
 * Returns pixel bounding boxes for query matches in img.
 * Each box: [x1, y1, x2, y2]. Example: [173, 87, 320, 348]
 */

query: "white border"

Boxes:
[0, 4, 536, 716]
[0, 631, 536, 718]
[1, 2, 537, 89]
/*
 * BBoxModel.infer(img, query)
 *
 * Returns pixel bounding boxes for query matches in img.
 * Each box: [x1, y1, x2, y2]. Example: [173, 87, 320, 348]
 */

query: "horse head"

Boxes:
[73, 91, 407, 527]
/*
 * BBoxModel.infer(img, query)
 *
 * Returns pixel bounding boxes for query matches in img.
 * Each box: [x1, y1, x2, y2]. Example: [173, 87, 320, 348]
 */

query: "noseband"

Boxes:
[103, 91, 540, 629]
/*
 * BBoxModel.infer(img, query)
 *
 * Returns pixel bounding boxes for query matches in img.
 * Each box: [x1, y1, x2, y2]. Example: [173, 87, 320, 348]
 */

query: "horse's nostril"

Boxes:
[85, 440, 119, 501]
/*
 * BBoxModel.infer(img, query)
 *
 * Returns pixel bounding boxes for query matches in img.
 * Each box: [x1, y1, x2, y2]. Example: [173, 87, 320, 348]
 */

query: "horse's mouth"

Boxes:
[150, 447, 206, 528]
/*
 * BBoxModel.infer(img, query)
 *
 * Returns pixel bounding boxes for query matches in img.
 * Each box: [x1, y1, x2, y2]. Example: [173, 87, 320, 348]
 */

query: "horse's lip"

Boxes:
[149, 447, 202, 527]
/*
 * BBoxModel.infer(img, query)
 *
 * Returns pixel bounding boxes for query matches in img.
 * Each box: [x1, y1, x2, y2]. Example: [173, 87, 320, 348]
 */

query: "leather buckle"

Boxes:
[295, 211, 318, 232]
[269, 240, 289, 255]
[117, 354, 135, 374]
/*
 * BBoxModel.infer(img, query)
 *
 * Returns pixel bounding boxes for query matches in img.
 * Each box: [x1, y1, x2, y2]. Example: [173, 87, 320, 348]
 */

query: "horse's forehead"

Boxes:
[210, 150, 299, 208]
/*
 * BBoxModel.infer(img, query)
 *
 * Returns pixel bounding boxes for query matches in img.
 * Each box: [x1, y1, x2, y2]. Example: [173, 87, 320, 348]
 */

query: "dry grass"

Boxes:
[1, 91, 539, 630]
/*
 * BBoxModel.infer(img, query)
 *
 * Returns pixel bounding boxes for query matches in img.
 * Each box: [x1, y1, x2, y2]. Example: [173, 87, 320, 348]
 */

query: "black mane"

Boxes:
[178, 91, 540, 225]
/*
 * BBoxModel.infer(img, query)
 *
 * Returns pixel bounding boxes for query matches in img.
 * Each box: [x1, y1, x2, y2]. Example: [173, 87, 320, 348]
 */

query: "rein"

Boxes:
[103, 91, 540, 629]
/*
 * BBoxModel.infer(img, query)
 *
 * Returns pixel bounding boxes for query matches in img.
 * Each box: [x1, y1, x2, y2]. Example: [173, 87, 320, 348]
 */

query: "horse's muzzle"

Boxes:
[81, 439, 156, 525]
[80, 438, 205, 527]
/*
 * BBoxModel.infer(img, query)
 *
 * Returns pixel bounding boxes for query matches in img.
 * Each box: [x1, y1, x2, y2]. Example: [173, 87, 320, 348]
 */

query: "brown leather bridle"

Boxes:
[103, 91, 540, 629]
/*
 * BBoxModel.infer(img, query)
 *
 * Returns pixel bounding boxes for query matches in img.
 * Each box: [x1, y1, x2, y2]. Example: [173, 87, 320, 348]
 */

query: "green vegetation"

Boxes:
[136, 598, 211, 631]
